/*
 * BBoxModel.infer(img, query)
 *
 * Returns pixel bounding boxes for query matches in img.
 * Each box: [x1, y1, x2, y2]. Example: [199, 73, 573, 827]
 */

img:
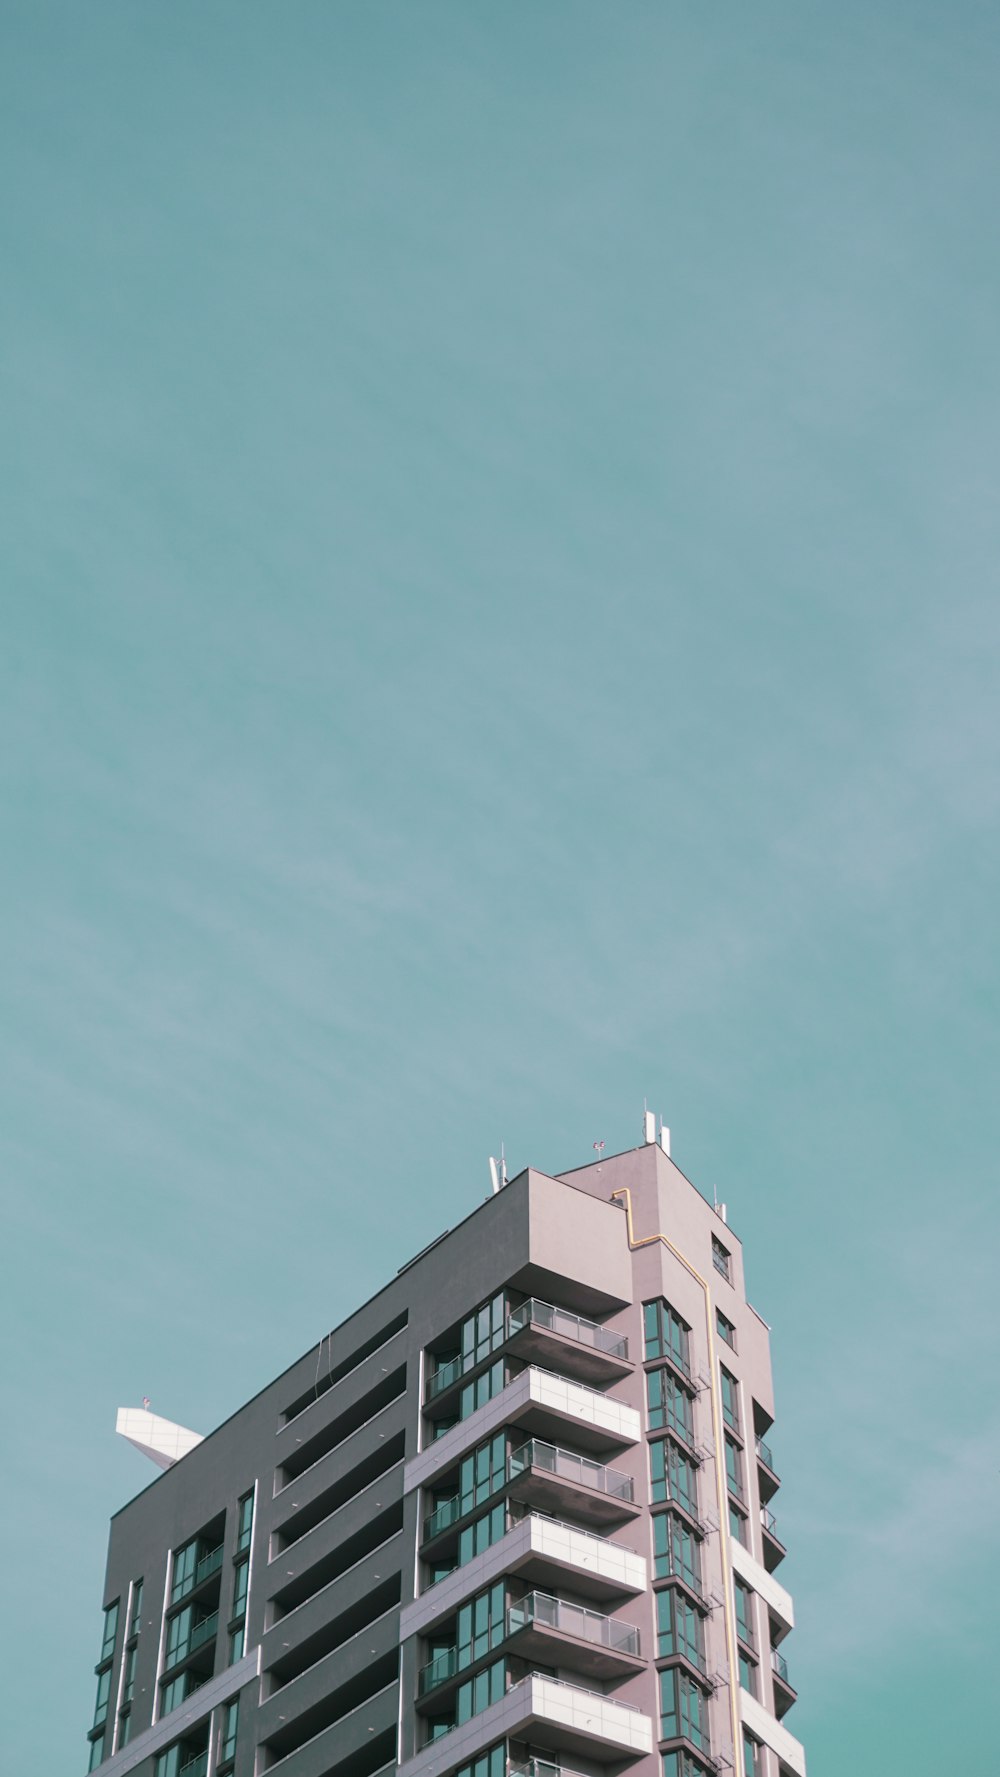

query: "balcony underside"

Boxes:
[504, 1323, 632, 1388]
[508, 1463, 640, 1529]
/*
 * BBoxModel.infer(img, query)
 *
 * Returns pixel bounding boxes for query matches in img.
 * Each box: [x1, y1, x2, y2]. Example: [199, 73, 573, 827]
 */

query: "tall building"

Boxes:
[84, 1126, 805, 1777]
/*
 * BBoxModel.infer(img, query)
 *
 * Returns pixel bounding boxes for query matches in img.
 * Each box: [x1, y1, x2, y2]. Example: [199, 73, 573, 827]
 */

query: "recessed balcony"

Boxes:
[422, 1439, 638, 1557]
[760, 1508, 786, 1573]
[400, 1673, 653, 1777]
[505, 1301, 632, 1386]
[416, 1591, 642, 1708]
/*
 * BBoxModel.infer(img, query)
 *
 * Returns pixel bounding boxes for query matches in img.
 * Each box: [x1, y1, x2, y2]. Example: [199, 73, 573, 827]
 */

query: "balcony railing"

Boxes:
[771, 1647, 790, 1683]
[423, 1493, 464, 1540]
[426, 1354, 466, 1400]
[509, 1762, 591, 1777]
[511, 1671, 641, 1712]
[418, 1646, 460, 1695]
[178, 1755, 208, 1777]
[507, 1299, 628, 1360]
[196, 1545, 223, 1585]
[510, 1438, 635, 1501]
[756, 1436, 776, 1471]
[508, 1590, 640, 1656]
[761, 1507, 779, 1535]
[167, 1611, 218, 1669]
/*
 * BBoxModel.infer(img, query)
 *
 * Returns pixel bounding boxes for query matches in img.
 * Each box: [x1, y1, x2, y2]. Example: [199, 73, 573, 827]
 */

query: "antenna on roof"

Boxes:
[488, 1143, 508, 1195]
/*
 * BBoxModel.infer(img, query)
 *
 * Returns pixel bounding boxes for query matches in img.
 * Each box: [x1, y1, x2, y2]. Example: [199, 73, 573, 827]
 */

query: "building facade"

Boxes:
[84, 1134, 806, 1777]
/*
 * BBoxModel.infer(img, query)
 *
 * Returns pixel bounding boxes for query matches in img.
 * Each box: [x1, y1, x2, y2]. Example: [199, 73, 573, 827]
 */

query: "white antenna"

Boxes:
[488, 1144, 508, 1195]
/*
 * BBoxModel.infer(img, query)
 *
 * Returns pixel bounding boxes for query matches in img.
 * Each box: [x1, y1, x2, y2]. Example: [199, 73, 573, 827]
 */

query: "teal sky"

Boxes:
[3, 5, 998, 1771]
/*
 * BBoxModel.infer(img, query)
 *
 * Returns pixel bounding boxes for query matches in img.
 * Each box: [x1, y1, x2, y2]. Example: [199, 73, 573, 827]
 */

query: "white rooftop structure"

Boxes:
[115, 1406, 203, 1471]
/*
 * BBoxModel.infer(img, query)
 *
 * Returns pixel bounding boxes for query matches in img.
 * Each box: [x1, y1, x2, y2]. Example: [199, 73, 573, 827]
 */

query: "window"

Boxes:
[165, 1607, 192, 1667]
[93, 1666, 111, 1728]
[122, 1645, 136, 1704]
[457, 1501, 507, 1567]
[650, 1439, 698, 1516]
[724, 1435, 744, 1501]
[455, 1656, 506, 1723]
[744, 1732, 761, 1777]
[232, 1558, 249, 1621]
[657, 1588, 705, 1670]
[660, 1668, 710, 1749]
[456, 1582, 505, 1668]
[716, 1310, 736, 1350]
[711, 1236, 731, 1281]
[653, 1512, 702, 1593]
[454, 1743, 505, 1777]
[728, 1502, 747, 1545]
[663, 1756, 714, 1777]
[160, 1671, 192, 1715]
[459, 1433, 506, 1516]
[129, 1581, 143, 1638]
[720, 1367, 740, 1432]
[461, 1294, 507, 1369]
[738, 1651, 757, 1695]
[459, 1359, 506, 1421]
[734, 1578, 755, 1647]
[100, 1601, 119, 1663]
[118, 1710, 132, 1749]
[219, 1698, 238, 1767]
[236, 1491, 254, 1554]
[88, 1734, 105, 1772]
[643, 1299, 691, 1374]
[171, 1540, 198, 1604]
[647, 1368, 695, 1445]
[229, 1624, 245, 1663]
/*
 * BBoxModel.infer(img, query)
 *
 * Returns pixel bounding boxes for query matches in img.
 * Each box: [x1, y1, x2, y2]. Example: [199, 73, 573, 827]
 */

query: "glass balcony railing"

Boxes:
[510, 1761, 591, 1777]
[756, 1436, 776, 1471]
[507, 1300, 628, 1360]
[761, 1507, 779, 1536]
[178, 1755, 208, 1777]
[426, 1354, 466, 1400]
[418, 1646, 460, 1695]
[771, 1647, 791, 1684]
[423, 1494, 464, 1540]
[507, 1590, 640, 1656]
[195, 1545, 223, 1585]
[509, 1438, 635, 1501]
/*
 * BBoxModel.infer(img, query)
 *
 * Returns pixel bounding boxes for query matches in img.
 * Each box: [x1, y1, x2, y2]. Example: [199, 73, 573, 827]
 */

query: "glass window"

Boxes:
[734, 1578, 755, 1646]
[716, 1310, 736, 1350]
[728, 1502, 747, 1545]
[454, 1743, 506, 1777]
[122, 1645, 136, 1704]
[160, 1671, 191, 1715]
[711, 1236, 731, 1281]
[647, 1369, 695, 1445]
[237, 1491, 254, 1553]
[739, 1651, 757, 1695]
[720, 1367, 740, 1432]
[220, 1697, 239, 1765]
[650, 1439, 698, 1515]
[88, 1734, 105, 1772]
[155, 1750, 181, 1777]
[725, 1436, 745, 1502]
[459, 1359, 506, 1422]
[459, 1433, 506, 1515]
[171, 1540, 198, 1604]
[93, 1666, 111, 1728]
[657, 1588, 705, 1669]
[166, 1606, 192, 1667]
[455, 1657, 506, 1724]
[653, 1512, 702, 1593]
[663, 1757, 713, 1777]
[660, 1668, 710, 1749]
[744, 1732, 760, 1777]
[457, 1501, 507, 1567]
[643, 1299, 691, 1373]
[232, 1559, 249, 1620]
[118, 1710, 132, 1749]
[129, 1581, 143, 1638]
[100, 1601, 119, 1663]
[230, 1624, 245, 1663]
[456, 1581, 505, 1667]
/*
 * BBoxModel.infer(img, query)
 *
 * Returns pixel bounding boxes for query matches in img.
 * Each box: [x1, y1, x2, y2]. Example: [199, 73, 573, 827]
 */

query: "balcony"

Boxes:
[771, 1646, 797, 1719]
[164, 1611, 219, 1673]
[179, 1756, 209, 1777]
[506, 1301, 631, 1386]
[400, 1673, 653, 1777]
[508, 1439, 639, 1529]
[506, 1591, 642, 1679]
[172, 1543, 224, 1605]
[401, 1513, 648, 1642]
[755, 1436, 780, 1504]
[423, 1440, 637, 1553]
[760, 1508, 786, 1573]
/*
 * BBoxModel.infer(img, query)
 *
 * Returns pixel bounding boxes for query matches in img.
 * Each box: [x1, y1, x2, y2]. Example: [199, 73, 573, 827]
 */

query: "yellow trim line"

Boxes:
[611, 1187, 745, 1777]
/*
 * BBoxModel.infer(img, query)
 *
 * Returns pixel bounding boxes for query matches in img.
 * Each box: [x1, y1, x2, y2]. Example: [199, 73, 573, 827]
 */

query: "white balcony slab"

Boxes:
[740, 1688, 807, 1777]
[398, 1673, 652, 1777]
[406, 1370, 640, 1495]
[729, 1539, 795, 1633]
[401, 1514, 647, 1641]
